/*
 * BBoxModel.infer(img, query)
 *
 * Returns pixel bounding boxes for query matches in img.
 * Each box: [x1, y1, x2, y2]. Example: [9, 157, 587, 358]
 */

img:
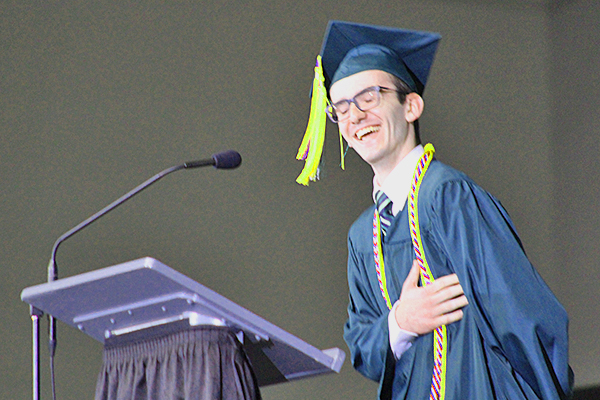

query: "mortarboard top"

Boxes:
[319, 20, 441, 94]
[295, 21, 441, 186]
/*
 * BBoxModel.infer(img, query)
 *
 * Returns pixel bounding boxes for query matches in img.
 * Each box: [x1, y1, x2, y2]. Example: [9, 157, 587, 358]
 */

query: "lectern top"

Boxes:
[21, 257, 345, 386]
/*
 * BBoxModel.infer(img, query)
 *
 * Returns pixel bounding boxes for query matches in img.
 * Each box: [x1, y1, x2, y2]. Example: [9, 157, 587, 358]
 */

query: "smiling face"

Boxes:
[329, 70, 423, 182]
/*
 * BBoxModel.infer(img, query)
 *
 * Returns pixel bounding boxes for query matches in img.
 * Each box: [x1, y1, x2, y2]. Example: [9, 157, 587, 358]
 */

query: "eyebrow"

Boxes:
[332, 85, 376, 105]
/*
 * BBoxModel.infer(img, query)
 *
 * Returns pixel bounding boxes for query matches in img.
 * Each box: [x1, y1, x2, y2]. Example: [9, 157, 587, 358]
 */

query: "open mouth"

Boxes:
[356, 126, 380, 140]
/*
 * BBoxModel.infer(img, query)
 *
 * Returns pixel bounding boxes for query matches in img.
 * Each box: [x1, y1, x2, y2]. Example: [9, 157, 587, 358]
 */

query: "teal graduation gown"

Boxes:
[343, 160, 573, 400]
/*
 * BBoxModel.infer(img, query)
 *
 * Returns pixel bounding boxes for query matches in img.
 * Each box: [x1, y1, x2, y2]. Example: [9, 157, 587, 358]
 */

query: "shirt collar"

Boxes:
[372, 145, 424, 216]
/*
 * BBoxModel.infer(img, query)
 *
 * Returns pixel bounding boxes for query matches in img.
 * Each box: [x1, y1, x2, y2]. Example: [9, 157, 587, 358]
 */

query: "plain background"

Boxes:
[2, 0, 599, 398]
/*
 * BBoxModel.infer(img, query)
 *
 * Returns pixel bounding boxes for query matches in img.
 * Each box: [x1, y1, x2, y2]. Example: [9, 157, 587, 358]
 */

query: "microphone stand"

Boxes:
[32, 151, 240, 400]
[30, 306, 43, 400]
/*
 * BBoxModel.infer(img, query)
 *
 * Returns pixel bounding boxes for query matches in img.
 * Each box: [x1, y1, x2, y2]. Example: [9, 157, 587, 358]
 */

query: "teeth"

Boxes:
[356, 126, 380, 139]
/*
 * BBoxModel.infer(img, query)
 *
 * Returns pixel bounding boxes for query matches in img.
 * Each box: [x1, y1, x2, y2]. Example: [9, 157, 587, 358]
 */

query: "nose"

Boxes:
[348, 102, 366, 123]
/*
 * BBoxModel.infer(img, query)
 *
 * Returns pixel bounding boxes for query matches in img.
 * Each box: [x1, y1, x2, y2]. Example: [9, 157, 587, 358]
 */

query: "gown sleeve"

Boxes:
[425, 178, 573, 399]
[343, 229, 394, 383]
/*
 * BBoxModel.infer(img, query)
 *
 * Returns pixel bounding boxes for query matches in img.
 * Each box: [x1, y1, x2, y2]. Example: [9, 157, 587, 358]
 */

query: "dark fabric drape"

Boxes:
[95, 326, 261, 400]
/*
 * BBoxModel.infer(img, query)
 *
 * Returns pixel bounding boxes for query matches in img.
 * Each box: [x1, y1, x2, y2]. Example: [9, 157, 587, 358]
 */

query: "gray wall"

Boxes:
[550, 0, 600, 388]
[2, 1, 598, 398]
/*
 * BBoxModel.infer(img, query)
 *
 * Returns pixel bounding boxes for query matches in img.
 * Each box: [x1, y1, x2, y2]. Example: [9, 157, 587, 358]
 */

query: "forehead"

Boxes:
[329, 70, 395, 102]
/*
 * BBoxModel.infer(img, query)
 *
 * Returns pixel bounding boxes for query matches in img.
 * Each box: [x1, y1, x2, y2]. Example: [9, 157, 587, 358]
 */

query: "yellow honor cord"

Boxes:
[296, 55, 328, 186]
[375, 209, 393, 310]
[413, 144, 437, 285]
[339, 131, 345, 170]
[440, 324, 448, 399]
[410, 143, 447, 400]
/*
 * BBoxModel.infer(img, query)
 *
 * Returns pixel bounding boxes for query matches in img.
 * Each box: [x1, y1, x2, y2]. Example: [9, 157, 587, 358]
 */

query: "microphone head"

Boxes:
[212, 150, 242, 169]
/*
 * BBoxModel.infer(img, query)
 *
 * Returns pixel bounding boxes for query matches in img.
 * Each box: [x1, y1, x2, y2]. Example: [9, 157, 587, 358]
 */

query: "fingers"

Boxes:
[436, 293, 469, 316]
[425, 272, 467, 305]
[429, 272, 460, 290]
[395, 261, 469, 335]
[439, 309, 464, 326]
[432, 280, 467, 304]
[407, 261, 461, 294]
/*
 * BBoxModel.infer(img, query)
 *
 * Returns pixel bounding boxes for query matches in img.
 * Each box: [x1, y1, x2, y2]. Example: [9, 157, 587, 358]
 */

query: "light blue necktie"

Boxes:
[375, 190, 393, 237]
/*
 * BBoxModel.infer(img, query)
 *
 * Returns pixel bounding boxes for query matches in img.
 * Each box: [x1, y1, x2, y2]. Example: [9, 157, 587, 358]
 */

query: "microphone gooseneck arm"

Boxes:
[46, 163, 183, 282]
[46, 150, 241, 283]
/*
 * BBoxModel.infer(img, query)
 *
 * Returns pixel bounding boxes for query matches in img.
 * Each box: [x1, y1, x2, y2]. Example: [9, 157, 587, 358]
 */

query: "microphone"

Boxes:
[46, 150, 241, 358]
[184, 150, 242, 170]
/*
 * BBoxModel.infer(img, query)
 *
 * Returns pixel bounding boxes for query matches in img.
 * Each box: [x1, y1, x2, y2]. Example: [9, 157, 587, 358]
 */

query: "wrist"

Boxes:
[392, 300, 417, 335]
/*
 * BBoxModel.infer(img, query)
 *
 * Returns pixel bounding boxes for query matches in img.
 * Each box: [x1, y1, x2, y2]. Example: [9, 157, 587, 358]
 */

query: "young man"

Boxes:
[296, 21, 573, 399]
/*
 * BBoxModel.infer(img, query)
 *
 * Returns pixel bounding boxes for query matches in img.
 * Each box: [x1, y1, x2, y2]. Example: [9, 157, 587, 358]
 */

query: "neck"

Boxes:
[372, 138, 418, 186]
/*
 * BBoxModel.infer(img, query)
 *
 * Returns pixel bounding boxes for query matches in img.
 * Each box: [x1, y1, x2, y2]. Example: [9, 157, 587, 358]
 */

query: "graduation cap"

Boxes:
[295, 20, 441, 186]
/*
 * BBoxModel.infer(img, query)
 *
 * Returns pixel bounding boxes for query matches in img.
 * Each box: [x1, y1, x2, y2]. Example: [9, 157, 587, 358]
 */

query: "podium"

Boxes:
[21, 257, 345, 397]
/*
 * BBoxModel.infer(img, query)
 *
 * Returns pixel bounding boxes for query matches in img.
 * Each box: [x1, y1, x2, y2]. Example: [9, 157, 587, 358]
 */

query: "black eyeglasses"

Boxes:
[326, 86, 398, 123]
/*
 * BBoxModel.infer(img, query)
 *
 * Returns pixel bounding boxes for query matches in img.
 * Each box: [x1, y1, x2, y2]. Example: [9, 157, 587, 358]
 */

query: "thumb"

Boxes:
[402, 259, 421, 290]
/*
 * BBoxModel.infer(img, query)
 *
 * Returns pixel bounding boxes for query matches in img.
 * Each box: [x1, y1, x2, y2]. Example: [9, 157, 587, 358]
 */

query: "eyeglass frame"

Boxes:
[325, 85, 401, 123]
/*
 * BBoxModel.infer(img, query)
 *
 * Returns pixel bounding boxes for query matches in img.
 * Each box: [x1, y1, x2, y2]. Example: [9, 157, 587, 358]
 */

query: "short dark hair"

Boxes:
[390, 75, 421, 144]
[390, 74, 411, 103]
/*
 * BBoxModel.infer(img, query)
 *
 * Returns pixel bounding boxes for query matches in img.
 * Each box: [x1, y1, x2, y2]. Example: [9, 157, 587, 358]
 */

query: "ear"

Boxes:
[404, 93, 424, 123]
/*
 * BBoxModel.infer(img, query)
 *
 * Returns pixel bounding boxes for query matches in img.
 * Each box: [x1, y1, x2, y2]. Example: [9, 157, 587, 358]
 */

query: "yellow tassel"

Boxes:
[296, 55, 328, 186]
[339, 131, 345, 170]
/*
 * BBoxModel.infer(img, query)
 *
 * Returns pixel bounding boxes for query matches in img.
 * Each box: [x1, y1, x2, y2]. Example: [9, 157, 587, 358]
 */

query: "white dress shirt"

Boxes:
[372, 144, 424, 360]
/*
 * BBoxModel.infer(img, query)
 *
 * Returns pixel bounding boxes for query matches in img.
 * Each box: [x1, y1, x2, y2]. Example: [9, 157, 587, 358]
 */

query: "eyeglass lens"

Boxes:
[328, 87, 382, 122]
